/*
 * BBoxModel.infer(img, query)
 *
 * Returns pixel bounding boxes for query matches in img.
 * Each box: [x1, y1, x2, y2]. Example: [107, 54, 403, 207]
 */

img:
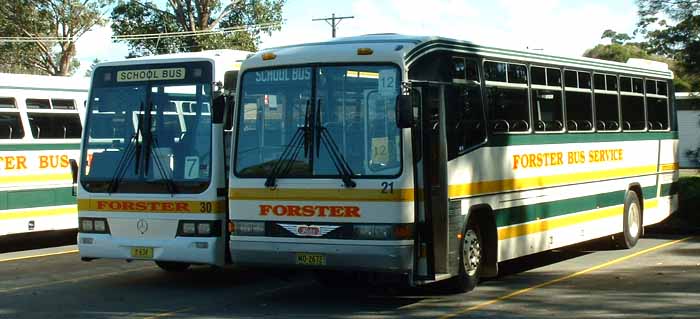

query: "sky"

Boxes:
[73, 0, 640, 77]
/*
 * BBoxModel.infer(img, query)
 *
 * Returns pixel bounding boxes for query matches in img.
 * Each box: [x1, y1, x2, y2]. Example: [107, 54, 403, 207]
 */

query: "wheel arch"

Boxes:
[465, 204, 498, 278]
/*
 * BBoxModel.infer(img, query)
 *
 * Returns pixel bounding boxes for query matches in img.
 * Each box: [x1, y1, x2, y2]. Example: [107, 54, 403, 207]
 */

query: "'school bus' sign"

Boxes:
[116, 68, 186, 82]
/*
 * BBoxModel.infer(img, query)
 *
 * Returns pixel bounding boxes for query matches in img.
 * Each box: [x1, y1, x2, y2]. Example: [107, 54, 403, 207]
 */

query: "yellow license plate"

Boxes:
[130, 247, 153, 259]
[296, 253, 326, 266]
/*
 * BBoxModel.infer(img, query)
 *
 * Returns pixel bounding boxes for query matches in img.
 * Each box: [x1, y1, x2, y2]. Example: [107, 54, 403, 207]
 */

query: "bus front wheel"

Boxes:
[449, 220, 483, 293]
[155, 261, 190, 272]
[618, 190, 642, 249]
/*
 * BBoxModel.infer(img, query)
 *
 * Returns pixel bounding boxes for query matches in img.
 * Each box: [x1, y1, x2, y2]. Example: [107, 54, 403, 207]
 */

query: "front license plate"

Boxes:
[130, 247, 153, 259]
[296, 253, 326, 266]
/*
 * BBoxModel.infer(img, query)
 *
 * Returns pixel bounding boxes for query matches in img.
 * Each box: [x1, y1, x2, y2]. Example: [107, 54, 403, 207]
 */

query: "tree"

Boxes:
[0, 0, 111, 76]
[635, 0, 700, 90]
[584, 29, 700, 92]
[111, 0, 284, 57]
[85, 58, 101, 77]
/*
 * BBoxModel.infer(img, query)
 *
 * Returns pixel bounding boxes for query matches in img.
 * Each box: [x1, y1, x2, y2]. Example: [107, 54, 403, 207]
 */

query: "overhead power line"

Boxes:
[0, 22, 281, 43]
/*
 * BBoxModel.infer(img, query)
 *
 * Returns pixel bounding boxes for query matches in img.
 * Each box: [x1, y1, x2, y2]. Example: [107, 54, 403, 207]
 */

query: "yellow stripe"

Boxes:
[229, 188, 414, 202]
[0, 205, 76, 221]
[0, 173, 71, 184]
[450, 165, 657, 198]
[498, 199, 659, 240]
[77, 199, 225, 214]
[439, 236, 692, 318]
[660, 162, 679, 172]
[229, 165, 658, 201]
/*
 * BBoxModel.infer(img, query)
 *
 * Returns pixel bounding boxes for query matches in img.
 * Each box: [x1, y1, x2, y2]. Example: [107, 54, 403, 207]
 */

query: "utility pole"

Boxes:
[312, 13, 354, 38]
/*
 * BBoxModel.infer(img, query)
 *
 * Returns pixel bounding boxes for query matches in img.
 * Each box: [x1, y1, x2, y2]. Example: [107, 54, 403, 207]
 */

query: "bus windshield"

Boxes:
[81, 62, 213, 194]
[235, 65, 402, 179]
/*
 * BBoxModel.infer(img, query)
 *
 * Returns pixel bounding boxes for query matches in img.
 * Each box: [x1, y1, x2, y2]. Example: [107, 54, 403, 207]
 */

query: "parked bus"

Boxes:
[227, 34, 678, 291]
[76, 50, 249, 271]
[0, 73, 88, 237]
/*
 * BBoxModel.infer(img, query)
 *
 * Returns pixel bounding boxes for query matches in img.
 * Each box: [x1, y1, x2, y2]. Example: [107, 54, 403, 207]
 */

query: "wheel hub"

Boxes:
[463, 229, 481, 276]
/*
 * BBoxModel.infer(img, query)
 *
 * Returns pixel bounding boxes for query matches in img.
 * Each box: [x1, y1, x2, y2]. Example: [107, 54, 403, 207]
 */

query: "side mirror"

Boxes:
[212, 95, 226, 124]
[69, 158, 78, 196]
[396, 95, 415, 128]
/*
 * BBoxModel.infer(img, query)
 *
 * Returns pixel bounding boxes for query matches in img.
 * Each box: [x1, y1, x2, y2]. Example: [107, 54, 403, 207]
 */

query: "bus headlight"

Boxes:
[177, 220, 221, 237]
[79, 217, 110, 234]
[230, 220, 265, 236]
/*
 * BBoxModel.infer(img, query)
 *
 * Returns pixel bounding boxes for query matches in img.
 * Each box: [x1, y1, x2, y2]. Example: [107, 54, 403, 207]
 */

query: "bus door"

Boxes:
[412, 84, 449, 281]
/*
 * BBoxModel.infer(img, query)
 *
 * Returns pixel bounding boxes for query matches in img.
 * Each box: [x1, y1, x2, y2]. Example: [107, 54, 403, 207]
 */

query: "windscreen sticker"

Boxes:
[371, 137, 389, 164]
[378, 69, 397, 97]
[184, 156, 200, 179]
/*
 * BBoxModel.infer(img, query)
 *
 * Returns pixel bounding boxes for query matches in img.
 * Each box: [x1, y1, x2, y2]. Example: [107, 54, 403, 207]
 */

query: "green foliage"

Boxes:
[635, 0, 700, 91]
[584, 28, 700, 92]
[85, 58, 101, 77]
[0, 0, 110, 76]
[111, 0, 285, 57]
[677, 176, 700, 226]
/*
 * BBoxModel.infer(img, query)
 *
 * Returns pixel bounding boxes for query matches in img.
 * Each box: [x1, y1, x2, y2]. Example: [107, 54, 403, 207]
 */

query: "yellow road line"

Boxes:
[0, 265, 153, 294]
[0, 249, 78, 263]
[142, 307, 194, 319]
[439, 236, 693, 319]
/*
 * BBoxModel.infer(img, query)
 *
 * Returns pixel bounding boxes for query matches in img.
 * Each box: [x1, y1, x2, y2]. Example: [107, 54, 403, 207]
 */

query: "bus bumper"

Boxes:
[77, 233, 225, 266]
[229, 237, 413, 272]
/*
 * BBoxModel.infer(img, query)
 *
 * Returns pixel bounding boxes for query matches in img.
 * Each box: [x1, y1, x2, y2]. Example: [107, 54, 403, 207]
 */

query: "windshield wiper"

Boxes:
[108, 102, 144, 193]
[149, 135, 177, 195]
[264, 100, 313, 188]
[315, 100, 356, 188]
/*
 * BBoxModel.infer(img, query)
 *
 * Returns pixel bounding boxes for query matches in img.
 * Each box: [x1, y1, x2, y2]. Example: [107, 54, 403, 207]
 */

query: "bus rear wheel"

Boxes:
[618, 190, 642, 249]
[155, 261, 190, 272]
[448, 221, 483, 293]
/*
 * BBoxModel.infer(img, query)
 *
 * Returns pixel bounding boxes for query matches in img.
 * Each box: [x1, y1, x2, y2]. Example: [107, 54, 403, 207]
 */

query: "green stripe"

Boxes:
[0, 143, 80, 151]
[488, 132, 677, 147]
[495, 186, 655, 227]
[660, 182, 678, 197]
[0, 187, 75, 210]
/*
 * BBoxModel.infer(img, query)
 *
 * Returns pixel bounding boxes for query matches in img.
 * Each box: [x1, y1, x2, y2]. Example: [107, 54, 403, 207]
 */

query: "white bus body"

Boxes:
[228, 35, 678, 290]
[0, 73, 88, 237]
[77, 50, 249, 270]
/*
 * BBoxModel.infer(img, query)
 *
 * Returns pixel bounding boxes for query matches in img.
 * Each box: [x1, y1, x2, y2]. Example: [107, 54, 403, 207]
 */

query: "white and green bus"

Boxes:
[76, 50, 249, 270]
[228, 34, 678, 291]
[0, 73, 88, 237]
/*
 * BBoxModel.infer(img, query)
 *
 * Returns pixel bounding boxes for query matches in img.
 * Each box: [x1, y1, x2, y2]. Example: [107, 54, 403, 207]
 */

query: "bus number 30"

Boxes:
[200, 202, 213, 213]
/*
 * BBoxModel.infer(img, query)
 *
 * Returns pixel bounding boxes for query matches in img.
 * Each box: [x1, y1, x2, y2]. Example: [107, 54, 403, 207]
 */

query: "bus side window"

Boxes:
[564, 70, 594, 132]
[446, 84, 486, 159]
[485, 61, 530, 133]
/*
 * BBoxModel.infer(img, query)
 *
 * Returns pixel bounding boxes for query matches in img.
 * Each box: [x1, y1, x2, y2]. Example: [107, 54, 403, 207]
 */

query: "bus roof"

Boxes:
[94, 49, 252, 81]
[0, 73, 89, 92]
[246, 34, 673, 79]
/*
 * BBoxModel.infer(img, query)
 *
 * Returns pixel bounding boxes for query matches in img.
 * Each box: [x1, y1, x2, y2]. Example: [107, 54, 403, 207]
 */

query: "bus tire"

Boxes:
[155, 261, 190, 272]
[449, 220, 483, 293]
[618, 190, 642, 249]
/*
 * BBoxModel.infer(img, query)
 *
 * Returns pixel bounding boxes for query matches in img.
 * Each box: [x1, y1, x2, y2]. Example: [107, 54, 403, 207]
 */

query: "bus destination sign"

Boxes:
[116, 68, 186, 82]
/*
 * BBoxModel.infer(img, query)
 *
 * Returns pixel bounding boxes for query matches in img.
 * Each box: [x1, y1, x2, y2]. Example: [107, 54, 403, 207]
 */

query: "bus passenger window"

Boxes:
[26, 98, 50, 109]
[51, 99, 76, 110]
[532, 89, 563, 132]
[594, 73, 620, 131]
[28, 113, 82, 138]
[487, 86, 529, 133]
[621, 95, 646, 130]
[0, 113, 24, 139]
[646, 80, 669, 130]
[446, 84, 486, 159]
[564, 70, 593, 131]
[0, 97, 16, 109]
[484, 61, 506, 82]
